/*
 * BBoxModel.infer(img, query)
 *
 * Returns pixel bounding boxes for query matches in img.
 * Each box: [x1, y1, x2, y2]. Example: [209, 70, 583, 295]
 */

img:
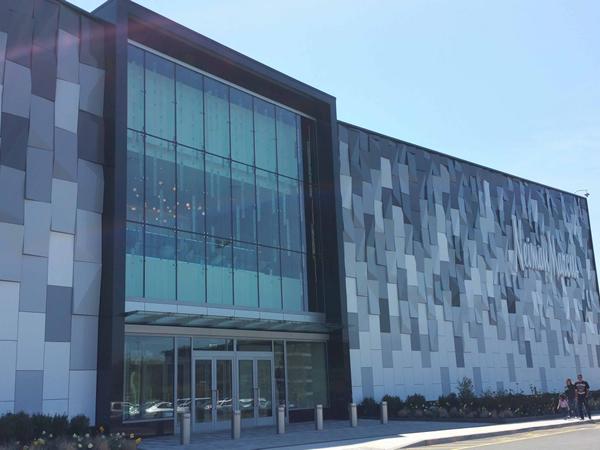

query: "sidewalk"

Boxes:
[139, 415, 599, 450]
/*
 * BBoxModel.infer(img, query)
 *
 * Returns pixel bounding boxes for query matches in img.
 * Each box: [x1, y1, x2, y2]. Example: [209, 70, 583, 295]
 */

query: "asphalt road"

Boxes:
[411, 421, 600, 450]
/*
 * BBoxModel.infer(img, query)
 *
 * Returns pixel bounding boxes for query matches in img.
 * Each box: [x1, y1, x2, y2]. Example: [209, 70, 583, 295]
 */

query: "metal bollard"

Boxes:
[315, 404, 323, 431]
[349, 403, 357, 427]
[277, 405, 285, 434]
[232, 410, 241, 440]
[180, 412, 191, 445]
[380, 401, 388, 424]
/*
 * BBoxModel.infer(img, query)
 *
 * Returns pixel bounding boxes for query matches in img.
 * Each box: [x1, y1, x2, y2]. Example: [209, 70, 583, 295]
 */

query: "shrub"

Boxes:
[69, 414, 90, 436]
[382, 395, 403, 417]
[457, 377, 476, 403]
[357, 398, 379, 418]
[437, 393, 460, 410]
[405, 394, 426, 410]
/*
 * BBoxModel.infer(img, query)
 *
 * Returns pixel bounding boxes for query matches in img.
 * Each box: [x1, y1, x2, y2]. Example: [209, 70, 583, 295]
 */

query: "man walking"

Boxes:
[574, 373, 592, 420]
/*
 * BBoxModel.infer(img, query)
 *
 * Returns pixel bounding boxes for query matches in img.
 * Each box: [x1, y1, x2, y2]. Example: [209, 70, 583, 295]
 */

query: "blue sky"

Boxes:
[75, 0, 600, 268]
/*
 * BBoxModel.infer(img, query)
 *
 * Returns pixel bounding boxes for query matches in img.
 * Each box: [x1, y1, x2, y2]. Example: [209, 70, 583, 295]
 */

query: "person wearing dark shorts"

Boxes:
[574, 374, 591, 420]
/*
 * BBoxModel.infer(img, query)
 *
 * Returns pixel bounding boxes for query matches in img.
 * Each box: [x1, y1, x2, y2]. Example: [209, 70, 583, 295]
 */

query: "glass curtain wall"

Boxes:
[126, 44, 314, 312]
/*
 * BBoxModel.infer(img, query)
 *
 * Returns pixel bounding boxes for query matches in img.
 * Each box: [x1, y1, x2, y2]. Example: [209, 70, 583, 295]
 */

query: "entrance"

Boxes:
[192, 352, 275, 431]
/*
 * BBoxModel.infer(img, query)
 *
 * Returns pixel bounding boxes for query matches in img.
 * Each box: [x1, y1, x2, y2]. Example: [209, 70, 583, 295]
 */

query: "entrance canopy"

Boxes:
[124, 310, 340, 334]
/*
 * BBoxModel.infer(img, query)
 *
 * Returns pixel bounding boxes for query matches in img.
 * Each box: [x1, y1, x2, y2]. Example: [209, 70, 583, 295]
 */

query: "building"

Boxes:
[0, 0, 598, 436]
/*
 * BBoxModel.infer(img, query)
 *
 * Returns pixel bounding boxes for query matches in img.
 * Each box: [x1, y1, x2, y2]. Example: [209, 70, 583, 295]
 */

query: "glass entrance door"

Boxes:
[237, 355, 274, 426]
[193, 356, 233, 431]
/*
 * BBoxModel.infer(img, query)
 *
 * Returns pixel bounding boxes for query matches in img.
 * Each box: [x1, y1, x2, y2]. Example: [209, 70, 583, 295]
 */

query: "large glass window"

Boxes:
[230, 88, 253, 165]
[176, 337, 191, 421]
[206, 237, 233, 305]
[145, 137, 176, 228]
[127, 130, 144, 222]
[177, 232, 205, 304]
[126, 44, 315, 312]
[145, 225, 176, 300]
[127, 45, 145, 132]
[204, 78, 229, 158]
[205, 154, 231, 239]
[233, 241, 258, 308]
[145, 52, 175, 140]
[286, 342, 327, 409]
[276, 107, 301, 179]
[231, 162, 256, 243]
[175, 66, 203, 149]
[258, 245, 281, 309]
[177, 146, 205, 233]
[126, 222, 144, 298]
[124, 335, 174, 421]
[256, 169, 279, 247]
[254, 98, 276, 172]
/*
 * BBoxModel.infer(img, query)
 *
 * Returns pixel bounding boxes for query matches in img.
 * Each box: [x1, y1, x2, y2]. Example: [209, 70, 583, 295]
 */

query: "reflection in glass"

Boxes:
[274, 341, 286, 407]
[194, 359, 212, 423]
[254, 98, 276, 172]
[205, 154, 231, 239]
[276, 107, 300, 179]
[233, 242, 258, 308]
[145, 225, 176, 300]
[145, 52, 175, 140]
[176, 66, 203, 149]
[123, 335, 174, 421]
[127, 130, 144, 222]
[177, 232, 205, 304]
[256, 169, 279, 247]
[177, 146, 205, 233]
[145, 137, 176, 228]
[230, 88, 254, 165]
[278, 176, 303, 251]
[125, 222, 143, 298]
[127, 45, 144, 132]
[281, 250, 303, 312]
[216, 359, 233, 422]
[257, 360, 272, 417]
[232, 162, 256, 243]
[176, 337, 191, 422]
[236, 340, 272, 352]
[204, 78, 229, 157]
[286, 342, 328, 409]
[258, 246, 281, 310]
[193, 338, 233, 351]
[206, 237, 233, 305]
[238, 360, 254, 419]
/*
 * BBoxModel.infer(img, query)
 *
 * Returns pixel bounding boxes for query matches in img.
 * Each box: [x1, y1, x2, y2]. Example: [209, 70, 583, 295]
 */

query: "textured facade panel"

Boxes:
[68, 370, 96, 422]
[339, 123, 600, 401]
[70, 315, 98, 370]
[19, 255, 48, 312]
[0, 1, 104, 420]
[0, 165, 25, 224]
[74, 209, 102, 263]
[26, 147, 53, 202]
[23, 200, 51, 257]
[15, 370, 43, 414]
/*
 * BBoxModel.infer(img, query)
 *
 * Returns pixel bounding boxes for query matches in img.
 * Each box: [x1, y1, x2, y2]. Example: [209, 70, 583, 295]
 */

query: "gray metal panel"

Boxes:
[26, 147, 53, 202]
[14, 370, 43, 414]
[28, 95, 54, 150]
[23, 200, 51, 257]
[45, 285, 72, 342]
[2, 61, 31, 118]
[54, 128, 78, 181]
[19, 255, 48, 312]
[70, 315, 98, 370]
[0, 165, 25, 224]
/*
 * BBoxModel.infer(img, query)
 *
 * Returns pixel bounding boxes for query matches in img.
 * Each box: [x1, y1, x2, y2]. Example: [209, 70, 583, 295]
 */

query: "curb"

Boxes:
[402, 418, 597, 448]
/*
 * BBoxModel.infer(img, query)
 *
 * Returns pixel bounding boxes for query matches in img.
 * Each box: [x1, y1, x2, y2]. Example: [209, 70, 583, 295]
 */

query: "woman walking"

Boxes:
[565, 378, 577, 418]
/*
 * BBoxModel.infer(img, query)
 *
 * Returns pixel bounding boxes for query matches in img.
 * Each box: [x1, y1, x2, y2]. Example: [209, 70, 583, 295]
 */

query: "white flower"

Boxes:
[88, 444, 93, 449]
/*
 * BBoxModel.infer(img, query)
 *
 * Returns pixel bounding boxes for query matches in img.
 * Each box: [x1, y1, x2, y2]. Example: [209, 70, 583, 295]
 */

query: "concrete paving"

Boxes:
[139, 415, 600, 450]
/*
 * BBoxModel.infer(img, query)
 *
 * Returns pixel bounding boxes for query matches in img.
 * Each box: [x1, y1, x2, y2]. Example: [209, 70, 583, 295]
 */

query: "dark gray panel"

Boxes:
[31, 43, 57, 100]
[25, 147, 53, 202]
[79, 16, 104, 68]
[77, 111, 104, 164]
[0, 223, 24, 281]
[76, 160, 103, 212]
[79, 63, 104, 116]
[54, 128, 78, 181]
[361, 367, 374, 400]
[15, 370, 43, 414]
[28, 95, 54, 150]
[2, 61, 32, 118]
[33, 0, 59, 51]
[23, 200, 51, 257]
[0, 113, 29, 170]
[0, 165, 25, 224]
[44, 285, 72, 342]
[58, 3, 79, 36]
[4, 8, 33, 67]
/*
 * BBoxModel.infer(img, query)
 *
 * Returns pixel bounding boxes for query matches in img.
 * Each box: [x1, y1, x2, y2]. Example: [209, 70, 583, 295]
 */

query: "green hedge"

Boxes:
[0, 413, 89, 445]
[358, 377, 600, 420]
